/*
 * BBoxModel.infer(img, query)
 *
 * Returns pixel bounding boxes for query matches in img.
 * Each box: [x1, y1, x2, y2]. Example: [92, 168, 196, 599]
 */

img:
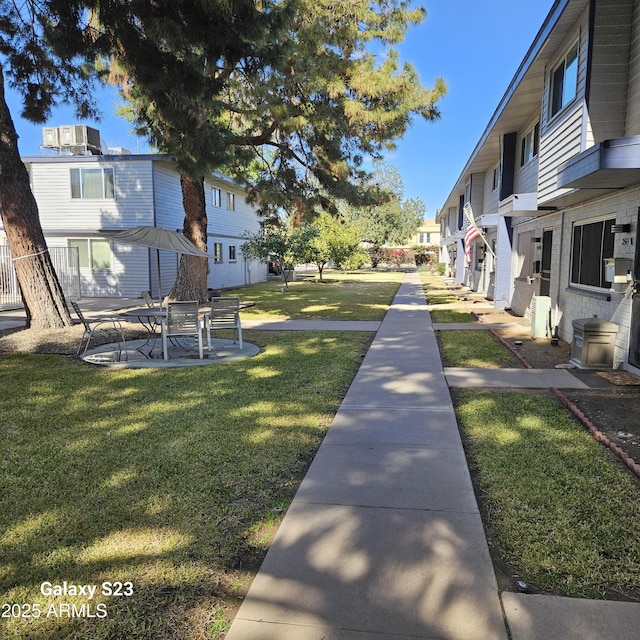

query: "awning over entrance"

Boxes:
[441, 229, 465, 246]
[498, 192, 538, 217]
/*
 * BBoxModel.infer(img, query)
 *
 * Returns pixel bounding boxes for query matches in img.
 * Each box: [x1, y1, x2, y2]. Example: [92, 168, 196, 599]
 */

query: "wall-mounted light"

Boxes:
[611, 223, 631, 234]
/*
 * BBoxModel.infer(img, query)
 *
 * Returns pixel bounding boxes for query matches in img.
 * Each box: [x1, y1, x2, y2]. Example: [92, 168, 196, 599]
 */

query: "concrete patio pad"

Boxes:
[82, 337, 259, 368]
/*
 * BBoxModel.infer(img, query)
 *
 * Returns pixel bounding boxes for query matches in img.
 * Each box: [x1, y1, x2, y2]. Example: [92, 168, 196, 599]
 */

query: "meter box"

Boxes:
[604, 258, 631, 285]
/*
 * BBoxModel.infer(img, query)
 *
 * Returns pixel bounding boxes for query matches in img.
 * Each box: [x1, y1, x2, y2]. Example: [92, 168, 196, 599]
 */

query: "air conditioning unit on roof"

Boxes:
[42, 127, 59, 147]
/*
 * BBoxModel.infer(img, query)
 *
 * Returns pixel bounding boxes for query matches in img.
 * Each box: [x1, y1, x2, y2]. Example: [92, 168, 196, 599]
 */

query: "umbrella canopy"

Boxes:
[103, 225, 214, 258]
[102, 226, 215, 300]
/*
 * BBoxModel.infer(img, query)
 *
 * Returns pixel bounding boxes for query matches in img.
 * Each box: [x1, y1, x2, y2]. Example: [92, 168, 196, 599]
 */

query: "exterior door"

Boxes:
[540, 229, 553, 297]
[629, 211, 640, 368]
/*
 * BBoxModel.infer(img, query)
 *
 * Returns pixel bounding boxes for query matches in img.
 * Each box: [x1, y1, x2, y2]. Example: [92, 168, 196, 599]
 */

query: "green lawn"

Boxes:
[227, 270, 403, 321]
[453, 390, 640, 599]
[0, 331, 371, 639]
[429, 308, 475, 323]
[436, 329, 522, 368]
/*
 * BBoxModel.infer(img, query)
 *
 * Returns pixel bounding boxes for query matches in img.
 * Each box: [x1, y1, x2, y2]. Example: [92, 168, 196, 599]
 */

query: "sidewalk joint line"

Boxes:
[339, 404, 453, 412]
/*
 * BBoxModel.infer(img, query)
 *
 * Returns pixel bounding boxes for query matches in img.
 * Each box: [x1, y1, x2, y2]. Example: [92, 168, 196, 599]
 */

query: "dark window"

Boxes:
[520, 123, 540, 166]
[551, 43, 578, 116]
[571, 218, 615, 288]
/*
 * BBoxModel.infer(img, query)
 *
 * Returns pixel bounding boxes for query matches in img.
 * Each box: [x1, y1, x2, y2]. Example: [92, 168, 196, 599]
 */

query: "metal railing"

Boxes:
[0, 245, 81, 311]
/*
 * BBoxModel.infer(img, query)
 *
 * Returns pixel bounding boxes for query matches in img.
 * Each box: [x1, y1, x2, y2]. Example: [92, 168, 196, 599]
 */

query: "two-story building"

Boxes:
[410, 220, 441, 248]
[0, 152, 267, 304]
[437, 0, 640, 372]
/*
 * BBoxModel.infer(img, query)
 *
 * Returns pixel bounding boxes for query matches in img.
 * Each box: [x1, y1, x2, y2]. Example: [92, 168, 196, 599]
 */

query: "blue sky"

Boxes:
[7, 0, 554, 221]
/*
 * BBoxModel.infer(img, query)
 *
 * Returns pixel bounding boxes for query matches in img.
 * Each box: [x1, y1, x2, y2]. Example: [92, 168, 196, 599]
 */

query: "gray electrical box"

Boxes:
[569, 317, 618, 369]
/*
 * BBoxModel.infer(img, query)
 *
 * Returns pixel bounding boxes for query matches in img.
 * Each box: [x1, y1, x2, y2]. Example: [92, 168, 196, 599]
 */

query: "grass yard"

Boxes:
[429, 308, 475, 323]
[436, 329, 522, 368]
[426, 294, 459, 305]
[452, 390, 640, 600]
[0, 330, 371, 639]
[227, 270, 403, 321]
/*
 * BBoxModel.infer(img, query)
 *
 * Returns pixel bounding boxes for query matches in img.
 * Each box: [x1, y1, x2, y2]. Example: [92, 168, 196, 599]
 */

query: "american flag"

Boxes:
[464, 220, 481, 266]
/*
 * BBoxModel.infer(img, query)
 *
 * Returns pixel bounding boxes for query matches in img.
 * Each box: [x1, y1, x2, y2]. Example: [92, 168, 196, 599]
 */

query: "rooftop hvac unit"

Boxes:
[42, 127, 59, 147]
[56, 125, 101, 154]
[530, 295, 551, 339]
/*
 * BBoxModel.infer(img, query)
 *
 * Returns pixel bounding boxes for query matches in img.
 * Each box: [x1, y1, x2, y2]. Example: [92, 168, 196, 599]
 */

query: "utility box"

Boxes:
[530, 295, 551, 338]
[569, 317, 618, 369]
[604, 258, 631, 286]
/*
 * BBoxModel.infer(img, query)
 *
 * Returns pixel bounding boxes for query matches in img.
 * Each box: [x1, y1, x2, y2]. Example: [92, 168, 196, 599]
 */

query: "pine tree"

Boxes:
[108, 0, 446, 300]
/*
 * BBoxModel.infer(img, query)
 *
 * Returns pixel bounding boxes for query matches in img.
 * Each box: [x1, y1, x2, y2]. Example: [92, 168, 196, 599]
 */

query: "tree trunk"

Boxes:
[168, 174, 209, 302]
[0, 66, 72, 328]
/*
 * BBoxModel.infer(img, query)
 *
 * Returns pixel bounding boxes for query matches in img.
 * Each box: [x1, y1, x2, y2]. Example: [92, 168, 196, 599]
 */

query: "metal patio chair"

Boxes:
[203, 296, 243, 351]
[161, 300, 203, 360]
[69, 300, 127, 359]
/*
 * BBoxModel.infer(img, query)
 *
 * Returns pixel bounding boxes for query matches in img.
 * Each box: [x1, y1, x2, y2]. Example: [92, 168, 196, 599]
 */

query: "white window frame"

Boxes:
[214, 242, 223, 263]
[550, 41, 579, 117]
[67, 238, 112, 270]
[70, 168, 115, 199]
[521, 123, 540, 166]
[227, 192, 235, 211]
[213, 188, 222, 208]
[229, 244, 237, 262]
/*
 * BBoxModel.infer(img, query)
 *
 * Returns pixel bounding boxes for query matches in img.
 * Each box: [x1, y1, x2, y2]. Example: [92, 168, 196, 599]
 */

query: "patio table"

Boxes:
[119, 308, 165, 356]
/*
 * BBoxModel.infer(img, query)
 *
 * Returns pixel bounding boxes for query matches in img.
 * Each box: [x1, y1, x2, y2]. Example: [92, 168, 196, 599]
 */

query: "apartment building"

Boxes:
[437, 0, 640, 371]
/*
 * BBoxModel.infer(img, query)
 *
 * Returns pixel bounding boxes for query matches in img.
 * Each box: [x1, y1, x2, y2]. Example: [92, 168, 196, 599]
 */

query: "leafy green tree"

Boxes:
[300, 213, 364, 280]
[343, 161, 426, 266]
[241, 220, 312, 289]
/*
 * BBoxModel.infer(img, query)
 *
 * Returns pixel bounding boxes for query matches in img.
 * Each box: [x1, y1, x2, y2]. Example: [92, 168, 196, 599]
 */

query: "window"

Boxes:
[213, 188, 222, 207]
[229, 245, 237, 262]
[214, 242, 223, 263]
[70, 168, 114, 199]
[68, 239, 111, 270]
[521, 123, 540, 166]
[227, 192, 235, 210]
[551, 42, 578, 116]
[492, 167, 499, 191]
[571, 218, 615, 288]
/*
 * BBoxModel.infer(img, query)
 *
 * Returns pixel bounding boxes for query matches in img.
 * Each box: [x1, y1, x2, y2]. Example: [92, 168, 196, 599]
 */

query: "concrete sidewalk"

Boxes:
[225, 272, 640, 640]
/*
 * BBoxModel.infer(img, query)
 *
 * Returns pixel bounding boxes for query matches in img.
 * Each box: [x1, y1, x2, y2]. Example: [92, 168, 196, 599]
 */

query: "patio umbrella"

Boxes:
[102, 225, 215, 301]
